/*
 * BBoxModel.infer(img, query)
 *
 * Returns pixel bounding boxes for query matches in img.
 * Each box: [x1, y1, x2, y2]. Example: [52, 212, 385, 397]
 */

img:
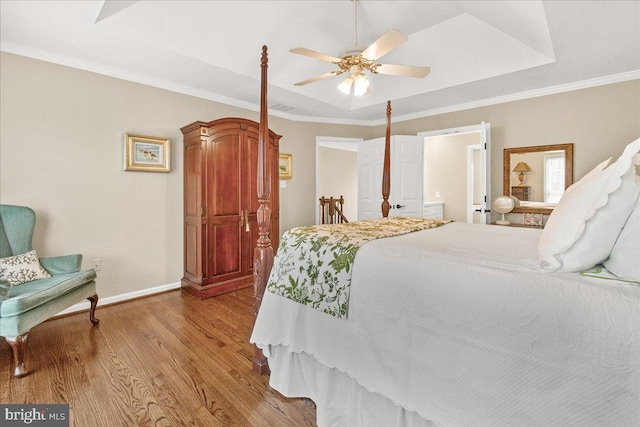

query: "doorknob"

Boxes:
[395, 204, 406, 209]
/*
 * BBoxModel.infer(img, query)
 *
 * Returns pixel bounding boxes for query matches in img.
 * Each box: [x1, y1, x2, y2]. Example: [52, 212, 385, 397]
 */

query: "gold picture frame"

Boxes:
[279, 153, 292, 179]
[124, 134, 170, 172]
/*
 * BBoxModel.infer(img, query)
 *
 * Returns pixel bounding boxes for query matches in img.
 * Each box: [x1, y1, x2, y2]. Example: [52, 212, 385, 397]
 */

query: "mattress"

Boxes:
[251, 222, 640, 426]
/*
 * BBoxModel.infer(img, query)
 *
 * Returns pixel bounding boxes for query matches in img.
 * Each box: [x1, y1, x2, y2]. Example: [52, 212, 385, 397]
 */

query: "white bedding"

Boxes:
[251, 222, 640, 426]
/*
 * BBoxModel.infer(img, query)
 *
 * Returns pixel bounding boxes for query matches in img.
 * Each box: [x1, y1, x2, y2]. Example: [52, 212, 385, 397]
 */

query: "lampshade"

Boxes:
[337, 73, 369, 96]
[353, 73, 369, 96]
[513, 162, 531, 172]
[513, 161, 531, 186]
[337, 76, 354, 95]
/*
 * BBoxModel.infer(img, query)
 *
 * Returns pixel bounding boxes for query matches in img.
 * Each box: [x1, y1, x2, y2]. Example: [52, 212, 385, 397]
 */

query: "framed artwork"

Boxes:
[124, 134, 170, 172]
[523, 213, 544, 227]
[279, 153, 292, 179]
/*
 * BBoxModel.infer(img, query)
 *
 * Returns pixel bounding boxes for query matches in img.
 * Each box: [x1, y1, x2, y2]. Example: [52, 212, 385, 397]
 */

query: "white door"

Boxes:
[390, 136, 423, 218]
[475, 122, 491, 224]
[357, 135, 423, 220]
[357, 137, 385, 220]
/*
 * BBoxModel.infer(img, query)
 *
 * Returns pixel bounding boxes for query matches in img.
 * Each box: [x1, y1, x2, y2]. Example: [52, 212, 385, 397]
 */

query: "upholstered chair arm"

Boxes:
[39, 254, 83, 275]
[0, 277, 10, 302]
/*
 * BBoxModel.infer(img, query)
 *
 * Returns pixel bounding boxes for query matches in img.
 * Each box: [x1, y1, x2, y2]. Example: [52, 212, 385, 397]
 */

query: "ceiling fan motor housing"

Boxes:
[336, 49, 379, 75]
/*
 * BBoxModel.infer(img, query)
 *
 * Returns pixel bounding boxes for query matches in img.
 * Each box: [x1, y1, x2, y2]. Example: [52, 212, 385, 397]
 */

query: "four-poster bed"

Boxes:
[250, 46, 639, 426]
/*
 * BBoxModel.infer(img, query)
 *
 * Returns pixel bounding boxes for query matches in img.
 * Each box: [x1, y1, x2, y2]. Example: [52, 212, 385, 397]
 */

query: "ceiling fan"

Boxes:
[290, 0, 430, 96]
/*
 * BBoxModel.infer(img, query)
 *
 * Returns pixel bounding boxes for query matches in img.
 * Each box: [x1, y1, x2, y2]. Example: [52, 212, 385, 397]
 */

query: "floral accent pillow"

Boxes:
[0, 250, 51, 286]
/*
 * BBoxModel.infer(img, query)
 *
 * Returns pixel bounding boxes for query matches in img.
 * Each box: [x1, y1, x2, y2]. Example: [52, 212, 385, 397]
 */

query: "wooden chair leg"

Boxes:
[87, 295, 100, 325]
[6, 334, 29, 378]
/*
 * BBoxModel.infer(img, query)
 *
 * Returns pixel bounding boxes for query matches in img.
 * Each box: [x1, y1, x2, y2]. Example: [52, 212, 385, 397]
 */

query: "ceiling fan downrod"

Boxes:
[353, 0, 358, 48]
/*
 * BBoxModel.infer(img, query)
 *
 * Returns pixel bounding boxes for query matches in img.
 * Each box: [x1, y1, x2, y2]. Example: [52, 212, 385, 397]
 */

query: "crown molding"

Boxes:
[2, 41, 638, 128]
[376, 70, 640, 127]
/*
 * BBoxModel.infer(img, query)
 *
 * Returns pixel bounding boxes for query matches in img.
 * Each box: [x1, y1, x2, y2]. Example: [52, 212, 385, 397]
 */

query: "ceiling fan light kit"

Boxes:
[290, 0, 430, 96]
[338, 72, 370, 96]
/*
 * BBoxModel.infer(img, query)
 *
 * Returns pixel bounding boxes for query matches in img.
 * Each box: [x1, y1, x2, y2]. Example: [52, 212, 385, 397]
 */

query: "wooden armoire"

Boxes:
[181, 118, 281, 299]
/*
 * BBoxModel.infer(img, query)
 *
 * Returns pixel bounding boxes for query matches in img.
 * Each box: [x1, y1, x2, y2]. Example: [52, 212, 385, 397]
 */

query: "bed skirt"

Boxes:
[266, 344, 436, 427]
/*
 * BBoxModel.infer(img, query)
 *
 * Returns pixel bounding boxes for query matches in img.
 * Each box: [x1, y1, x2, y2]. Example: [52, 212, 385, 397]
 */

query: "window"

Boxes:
[544, 152, 565, 204]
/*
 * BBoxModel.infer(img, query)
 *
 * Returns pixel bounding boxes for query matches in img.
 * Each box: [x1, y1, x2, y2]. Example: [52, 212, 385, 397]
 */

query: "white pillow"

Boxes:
[604, 183, 640, 282]
[0, 249, 51, 286]
[538, 138, 640, 272]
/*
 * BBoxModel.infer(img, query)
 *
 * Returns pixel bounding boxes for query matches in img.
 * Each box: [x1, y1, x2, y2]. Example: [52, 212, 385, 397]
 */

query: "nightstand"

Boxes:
[423, 202, 444, 219]
[511, 186, 531, 201]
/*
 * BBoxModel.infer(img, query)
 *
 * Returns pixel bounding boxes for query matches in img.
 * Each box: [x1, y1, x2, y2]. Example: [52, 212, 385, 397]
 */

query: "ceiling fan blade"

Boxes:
[290, 48, 342, 63]
[375, 64, 431, 78]
[361, 29, 408, 61]
[294, 70, 344, 86]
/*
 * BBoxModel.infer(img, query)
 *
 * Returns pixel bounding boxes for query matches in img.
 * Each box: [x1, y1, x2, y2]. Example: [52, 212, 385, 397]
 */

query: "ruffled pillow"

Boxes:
[0, 249, 51, 286]
[537, 138, 640, 272]
[604, 180, 640, 282]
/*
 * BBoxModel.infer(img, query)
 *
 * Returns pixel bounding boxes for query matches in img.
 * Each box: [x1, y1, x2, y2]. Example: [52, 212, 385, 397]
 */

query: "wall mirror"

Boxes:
[503, 143, 573, 214]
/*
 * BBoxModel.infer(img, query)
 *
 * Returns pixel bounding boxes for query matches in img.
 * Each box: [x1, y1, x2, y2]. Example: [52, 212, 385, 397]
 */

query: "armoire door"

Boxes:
[206, 128, 244, 284]
[183, 136, 203, 285]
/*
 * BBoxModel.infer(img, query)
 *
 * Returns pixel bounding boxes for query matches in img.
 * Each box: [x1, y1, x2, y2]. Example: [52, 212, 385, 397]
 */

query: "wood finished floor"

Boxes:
[0, 288, 316, 426]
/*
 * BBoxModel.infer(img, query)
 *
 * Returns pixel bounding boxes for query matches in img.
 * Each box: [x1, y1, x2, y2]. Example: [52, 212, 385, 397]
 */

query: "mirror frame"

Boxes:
[503, 143, 574, 214]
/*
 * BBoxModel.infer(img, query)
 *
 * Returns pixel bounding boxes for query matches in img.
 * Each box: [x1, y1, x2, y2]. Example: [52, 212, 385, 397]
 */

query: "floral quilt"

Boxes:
[266, 216, 450, 318]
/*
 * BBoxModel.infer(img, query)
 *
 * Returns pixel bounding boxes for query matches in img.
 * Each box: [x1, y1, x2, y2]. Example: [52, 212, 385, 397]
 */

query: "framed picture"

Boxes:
[523, 213, 543, 227]
[279, 153, 292, 179]
[124, 134, 170, 172]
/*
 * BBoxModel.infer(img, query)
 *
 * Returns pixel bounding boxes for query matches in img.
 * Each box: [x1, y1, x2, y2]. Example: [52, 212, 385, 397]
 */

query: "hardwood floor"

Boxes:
[0, 288, 316, 426]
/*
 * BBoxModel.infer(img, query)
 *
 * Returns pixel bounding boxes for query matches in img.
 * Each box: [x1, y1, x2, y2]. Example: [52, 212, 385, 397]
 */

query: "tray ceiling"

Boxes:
[1, 1, 638, 124]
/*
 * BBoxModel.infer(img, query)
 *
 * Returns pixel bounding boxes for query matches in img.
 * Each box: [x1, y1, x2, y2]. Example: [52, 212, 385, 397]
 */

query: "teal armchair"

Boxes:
[0, 205, 99, 377]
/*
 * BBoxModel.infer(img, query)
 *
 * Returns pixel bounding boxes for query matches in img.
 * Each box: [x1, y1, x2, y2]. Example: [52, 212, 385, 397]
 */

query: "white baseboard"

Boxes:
[55, 281, 182, 317]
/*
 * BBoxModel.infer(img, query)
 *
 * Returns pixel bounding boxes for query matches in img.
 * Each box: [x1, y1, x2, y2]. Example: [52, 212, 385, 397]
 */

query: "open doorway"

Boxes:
[419, 123, 491, 224]
[315, 136, 362, 224]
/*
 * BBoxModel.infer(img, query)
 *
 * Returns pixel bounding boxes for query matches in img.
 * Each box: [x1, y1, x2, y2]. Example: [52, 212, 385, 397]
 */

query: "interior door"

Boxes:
[390, 136, 423, 218]
[357, 137, 385, 220]
[475, 122, 491, 224]
[357, 135, 424, 220]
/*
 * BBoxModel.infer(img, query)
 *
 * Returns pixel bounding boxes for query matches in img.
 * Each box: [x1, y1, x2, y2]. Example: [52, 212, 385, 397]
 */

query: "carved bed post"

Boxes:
[381, 100, 392, 218]
[253, 45, 273, 375]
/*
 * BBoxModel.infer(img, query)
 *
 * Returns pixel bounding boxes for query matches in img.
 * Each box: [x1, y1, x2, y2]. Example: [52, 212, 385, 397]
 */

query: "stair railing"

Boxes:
[319, 196, 349, 224]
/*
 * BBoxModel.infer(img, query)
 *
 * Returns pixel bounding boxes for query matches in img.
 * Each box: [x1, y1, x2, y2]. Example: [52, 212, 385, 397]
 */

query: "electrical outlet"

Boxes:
[92, 259, 101, 271]
[435, 191, 441, 198]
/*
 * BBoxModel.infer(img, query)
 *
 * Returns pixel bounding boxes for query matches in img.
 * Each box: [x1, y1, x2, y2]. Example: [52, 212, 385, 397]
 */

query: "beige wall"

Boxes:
[2, 52, 639, 299]
[0, 53, 368, 299]
[318, 147, 358, 221]
[376, 79, 640, 222]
